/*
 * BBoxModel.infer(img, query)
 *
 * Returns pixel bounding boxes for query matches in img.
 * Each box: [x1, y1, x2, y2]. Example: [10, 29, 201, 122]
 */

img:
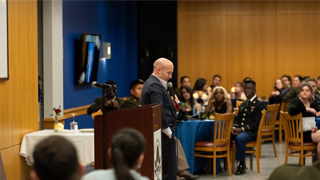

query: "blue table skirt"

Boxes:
[174, 120, 221, 174]
[316, 117, 320, 128]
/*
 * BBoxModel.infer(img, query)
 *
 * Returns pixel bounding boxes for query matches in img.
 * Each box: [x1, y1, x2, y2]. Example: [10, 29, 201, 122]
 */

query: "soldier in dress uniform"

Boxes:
[231, 80, 266, 175]
[87, 80, 123, 115]
[121, 79, 144, 109]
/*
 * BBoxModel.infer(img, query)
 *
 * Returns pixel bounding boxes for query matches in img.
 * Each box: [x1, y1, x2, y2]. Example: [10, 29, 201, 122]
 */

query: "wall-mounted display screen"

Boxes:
[76, 33, 101, 85]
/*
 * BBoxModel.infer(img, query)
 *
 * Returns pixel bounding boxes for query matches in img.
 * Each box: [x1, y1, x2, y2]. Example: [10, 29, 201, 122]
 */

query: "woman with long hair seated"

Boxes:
[207, 86, 233, 117]
[288, 83, 320, 158]
[269, 79, 289, 105]
[193, 78, 210, 100]
[83, 128, 149, 180]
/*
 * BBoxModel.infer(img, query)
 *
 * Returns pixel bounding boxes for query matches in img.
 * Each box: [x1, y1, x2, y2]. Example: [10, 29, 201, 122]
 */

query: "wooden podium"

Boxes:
[94, 103, 162, 180]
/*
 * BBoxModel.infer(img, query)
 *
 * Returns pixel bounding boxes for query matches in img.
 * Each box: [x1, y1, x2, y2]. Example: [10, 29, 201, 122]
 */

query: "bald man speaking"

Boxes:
[141, 58, 177, 180]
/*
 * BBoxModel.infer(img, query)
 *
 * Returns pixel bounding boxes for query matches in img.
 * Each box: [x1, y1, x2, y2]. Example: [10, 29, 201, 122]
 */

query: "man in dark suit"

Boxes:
[231, 80, 266, 175]
[141, 58, 177, 180]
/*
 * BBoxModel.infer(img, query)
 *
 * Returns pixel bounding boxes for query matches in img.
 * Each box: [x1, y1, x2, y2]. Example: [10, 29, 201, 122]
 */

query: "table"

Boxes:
[175, 120, 220, 173]
[20, 130, 94, 166]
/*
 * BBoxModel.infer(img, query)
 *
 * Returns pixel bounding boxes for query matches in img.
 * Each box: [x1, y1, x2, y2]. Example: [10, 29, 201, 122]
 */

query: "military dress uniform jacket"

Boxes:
[121, 94, 141, 109]
[233, 96, 266, 139]
[87, 97, 122, 115]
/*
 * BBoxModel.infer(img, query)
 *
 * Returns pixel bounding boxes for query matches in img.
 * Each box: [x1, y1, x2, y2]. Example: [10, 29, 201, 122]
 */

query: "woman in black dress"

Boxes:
[206, 86, 233, 116]
[269, 79, 289, 105]
[288, 83, 320, 150]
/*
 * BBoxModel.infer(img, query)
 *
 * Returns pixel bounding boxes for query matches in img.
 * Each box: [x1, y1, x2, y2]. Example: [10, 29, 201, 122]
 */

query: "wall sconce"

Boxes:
[102, 42, 111, 60]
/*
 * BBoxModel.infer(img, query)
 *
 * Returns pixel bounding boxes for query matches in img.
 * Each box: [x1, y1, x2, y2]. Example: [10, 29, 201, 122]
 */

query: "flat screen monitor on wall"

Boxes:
[76, 33, 101, 85]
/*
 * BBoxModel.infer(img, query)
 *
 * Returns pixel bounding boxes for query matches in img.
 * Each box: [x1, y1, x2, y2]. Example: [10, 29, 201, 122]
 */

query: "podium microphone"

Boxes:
[91, 81, 112, 89]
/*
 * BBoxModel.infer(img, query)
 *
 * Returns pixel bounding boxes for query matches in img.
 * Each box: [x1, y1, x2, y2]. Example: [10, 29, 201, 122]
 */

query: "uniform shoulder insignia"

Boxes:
[261, 109, 266, 113]
[257, 98, 262, 101]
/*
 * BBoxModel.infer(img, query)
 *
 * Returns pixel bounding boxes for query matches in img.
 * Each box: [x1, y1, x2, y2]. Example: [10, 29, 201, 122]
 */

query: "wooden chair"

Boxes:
[194, 113, 236, 179]
[281, 112, 317, 165]
[236, 100, 243, 108]
[234, 108, 239, 115]
[275, 102, 289, 143]
[231, 111, 267, 174]
[260, 104, 280, 158]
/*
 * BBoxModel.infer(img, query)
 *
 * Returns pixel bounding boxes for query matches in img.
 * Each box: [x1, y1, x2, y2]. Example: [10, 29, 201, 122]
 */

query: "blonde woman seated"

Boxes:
[207, 86, 233, 117]
[288, 83, 320, 159]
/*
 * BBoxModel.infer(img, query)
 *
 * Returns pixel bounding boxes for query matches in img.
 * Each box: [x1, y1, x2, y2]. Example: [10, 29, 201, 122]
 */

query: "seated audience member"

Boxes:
[305, 78, 320, 112]
[122, 79, 144, 109]
[179, 86, 195, 117]
[293, 75, 302, 87]
[209, 75, 221, 90]
[82, 128, 149, 180]
[31, 136, 83, 180]
[269, 161, 320, 180]
[175, 76, 191, 100]
[269, 79, 289, 105]
[281, 75, 292, 88]
[207, 86, 233, 116]
[231, 80, 266, 175]
[231, 81, 246, 100]
[288, 83, 320, 158]
[193, 78, 210, 99]
[302, 76, 311, 82]
[87, 80, 122, 115]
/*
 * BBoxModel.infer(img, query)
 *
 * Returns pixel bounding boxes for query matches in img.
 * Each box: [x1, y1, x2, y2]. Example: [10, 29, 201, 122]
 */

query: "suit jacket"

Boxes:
[233, 96, 266, 139]
[141, 75, 176, 131]
[269, 161, 320, 180]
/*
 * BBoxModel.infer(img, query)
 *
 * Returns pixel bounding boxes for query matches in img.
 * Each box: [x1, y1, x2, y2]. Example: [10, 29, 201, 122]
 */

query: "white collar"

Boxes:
[152, 74, 167, 90]
[249, 94, 257, 102]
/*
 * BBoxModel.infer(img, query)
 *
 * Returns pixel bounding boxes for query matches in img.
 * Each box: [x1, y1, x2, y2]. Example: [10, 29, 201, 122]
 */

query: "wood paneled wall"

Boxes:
[0, 0, 38, 179]
[178, 1, 320, 99]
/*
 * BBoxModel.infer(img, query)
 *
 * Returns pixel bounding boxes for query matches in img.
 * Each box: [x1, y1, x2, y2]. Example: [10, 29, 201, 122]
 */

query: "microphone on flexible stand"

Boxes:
[92, 81, 112, 89]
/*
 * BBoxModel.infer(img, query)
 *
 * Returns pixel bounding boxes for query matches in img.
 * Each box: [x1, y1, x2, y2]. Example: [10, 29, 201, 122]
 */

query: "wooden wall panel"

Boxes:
[178, 15, 227, 88]
[277, 14, 320, 81]
[7, 0, 39, 145]
[1, 147, 13, 180]
[227, 15, 277, 98]
[178, 1, 320, 99]
[13, 145, 33, 180]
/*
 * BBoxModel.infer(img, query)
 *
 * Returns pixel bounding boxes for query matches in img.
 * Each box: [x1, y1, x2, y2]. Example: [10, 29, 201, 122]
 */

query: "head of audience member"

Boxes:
[242, 77, 252, 84]
[274, 79, 288, 92]
[318, 75, 320, 89]
[152, 58, 174, 82]
[234, 82, 244, 93]
[105, 80, 117, 98]
[181, 86, 195, 107]
[244, 80, 256, 100]
[302, 76, 310, 83]
[208, 86, 229, 104]
[130, 79, 144, 99]
[31, 136, 83, 180]
[293, 75, 302, 87]
[299, 82, 313, 102]
[180, 76, 191, 88]
[305, 78, 317, 96]
[109, 128, 146, 180]
[281, 75, 292, 87]
[211, 75, 221, 87]
[193, 78, 207, 91]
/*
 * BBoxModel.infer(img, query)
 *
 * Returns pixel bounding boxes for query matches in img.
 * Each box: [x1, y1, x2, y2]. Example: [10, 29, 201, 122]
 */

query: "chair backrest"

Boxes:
[281, 112, 303, 143]
[256, 111, 267, 143]
[236, 100, 243, 108]
[263, 104, 280, 129]
[214, 113, 236, 145]
[280, 102, 289, 112]
[234, 108, 239, 115]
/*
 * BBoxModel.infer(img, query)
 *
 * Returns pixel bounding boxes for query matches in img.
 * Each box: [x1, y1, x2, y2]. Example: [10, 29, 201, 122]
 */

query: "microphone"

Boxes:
[167, 82, 179, 102]
[91, 81, 112, 89]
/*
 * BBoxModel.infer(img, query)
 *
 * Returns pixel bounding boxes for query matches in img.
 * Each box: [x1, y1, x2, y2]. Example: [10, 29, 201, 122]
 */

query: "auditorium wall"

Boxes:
[0, 1, 38, 179]
[63, 1, 137, 128]
[178, 1, 320, 99]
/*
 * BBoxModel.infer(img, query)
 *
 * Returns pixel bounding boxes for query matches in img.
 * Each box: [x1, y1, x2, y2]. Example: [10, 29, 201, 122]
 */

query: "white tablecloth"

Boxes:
[20, 130, 94, 166]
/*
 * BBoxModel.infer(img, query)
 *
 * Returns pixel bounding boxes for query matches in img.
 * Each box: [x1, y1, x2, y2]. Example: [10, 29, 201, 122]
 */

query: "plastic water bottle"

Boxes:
[193, 103, 197, 116]
[200, 105, 206, 120]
